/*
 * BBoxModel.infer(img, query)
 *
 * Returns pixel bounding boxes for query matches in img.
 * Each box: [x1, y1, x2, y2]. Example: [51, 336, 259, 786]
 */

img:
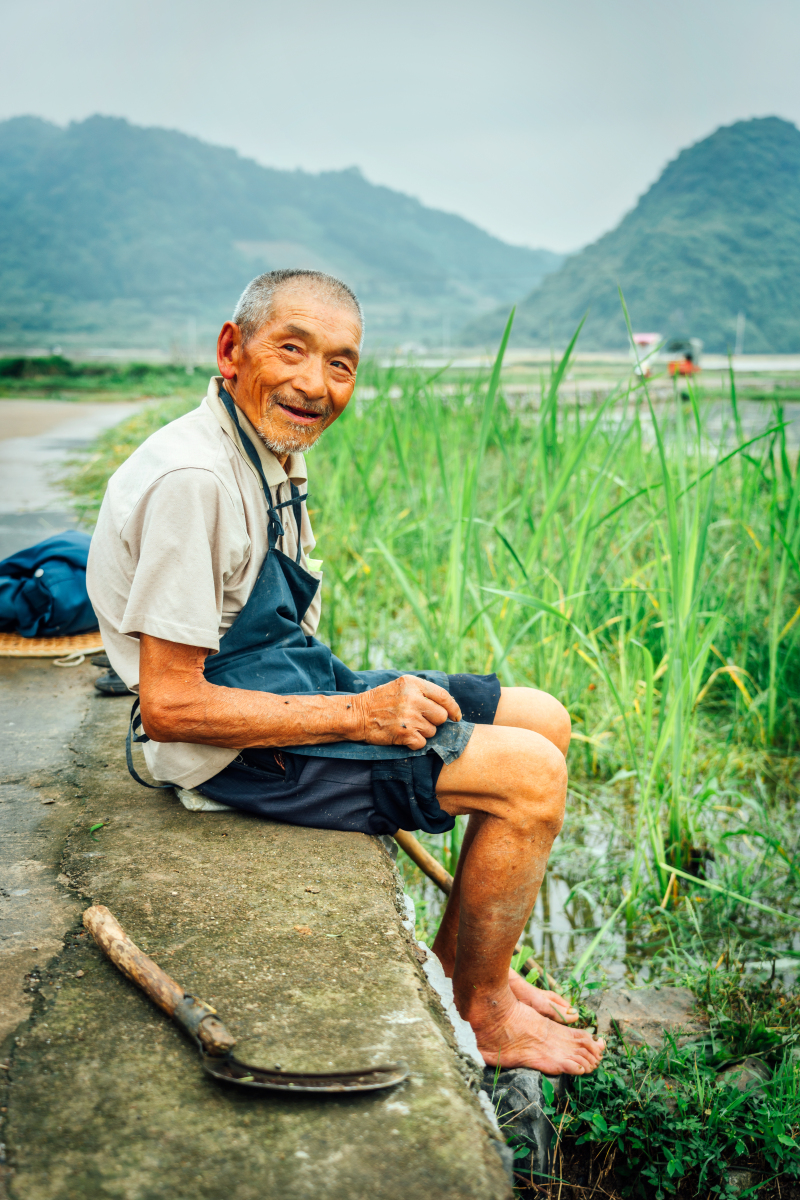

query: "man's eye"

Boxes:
[331, 360, 352, 372]
[283, 343, 300, 353]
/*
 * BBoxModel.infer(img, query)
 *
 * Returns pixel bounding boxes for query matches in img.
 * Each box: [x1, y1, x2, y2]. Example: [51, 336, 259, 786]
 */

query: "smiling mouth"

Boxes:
[277, 401, 325, 425]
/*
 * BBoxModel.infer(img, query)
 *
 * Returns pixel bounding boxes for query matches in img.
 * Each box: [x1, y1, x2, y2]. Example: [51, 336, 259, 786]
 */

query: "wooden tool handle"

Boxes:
[83, 905, 236, 1054]
[394, 829, 453, 894]
[84, 904, 184, 1015]
[393, 830, 563, 994]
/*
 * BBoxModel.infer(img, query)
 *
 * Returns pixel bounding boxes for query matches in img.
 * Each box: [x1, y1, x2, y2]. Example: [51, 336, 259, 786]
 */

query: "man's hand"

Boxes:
[350, 675, 461, 750]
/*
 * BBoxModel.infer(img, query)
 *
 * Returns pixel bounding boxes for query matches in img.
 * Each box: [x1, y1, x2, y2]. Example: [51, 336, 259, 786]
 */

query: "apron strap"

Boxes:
[218, 386, 307, 557]
[126, 698, 173, 790]
[290, 483, 303, 564]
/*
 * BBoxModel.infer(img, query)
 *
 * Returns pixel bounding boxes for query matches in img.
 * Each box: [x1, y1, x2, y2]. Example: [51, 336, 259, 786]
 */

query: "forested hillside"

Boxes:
[0, 115, 561, 350]
[467, 117, 800, 352]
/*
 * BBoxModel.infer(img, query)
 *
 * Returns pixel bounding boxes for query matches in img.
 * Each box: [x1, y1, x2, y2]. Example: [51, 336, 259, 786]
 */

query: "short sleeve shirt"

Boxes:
[86, 377, 321, 790]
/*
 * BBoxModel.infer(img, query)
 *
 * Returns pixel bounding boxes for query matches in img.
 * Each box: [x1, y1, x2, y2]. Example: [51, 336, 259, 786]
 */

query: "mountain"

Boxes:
[0, 115, 561, 352]
[465, 117, 800, 353]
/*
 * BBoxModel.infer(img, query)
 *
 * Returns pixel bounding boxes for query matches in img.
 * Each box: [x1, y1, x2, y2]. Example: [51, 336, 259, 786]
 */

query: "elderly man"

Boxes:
[87, 269, 604, 1076]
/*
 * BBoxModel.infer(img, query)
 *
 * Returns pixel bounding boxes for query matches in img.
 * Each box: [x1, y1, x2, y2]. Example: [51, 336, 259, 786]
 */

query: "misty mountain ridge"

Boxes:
[0, 115, 561, 351]
[468, 116, 800, 354]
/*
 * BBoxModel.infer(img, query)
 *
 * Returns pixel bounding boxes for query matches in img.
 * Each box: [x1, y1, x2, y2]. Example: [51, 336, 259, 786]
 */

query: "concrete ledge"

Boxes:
[2, 688, 512, 1199]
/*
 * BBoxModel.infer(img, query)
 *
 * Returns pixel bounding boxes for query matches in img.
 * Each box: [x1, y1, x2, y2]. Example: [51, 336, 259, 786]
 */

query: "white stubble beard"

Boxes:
[255, 392, 332, 456]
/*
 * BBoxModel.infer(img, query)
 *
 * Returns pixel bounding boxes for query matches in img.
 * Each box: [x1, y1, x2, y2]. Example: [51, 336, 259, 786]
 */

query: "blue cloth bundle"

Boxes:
[0, 531, 97, 638]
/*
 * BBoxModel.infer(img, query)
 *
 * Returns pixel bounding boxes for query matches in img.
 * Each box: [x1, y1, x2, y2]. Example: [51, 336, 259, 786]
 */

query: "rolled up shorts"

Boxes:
[194, 673, 501, 836]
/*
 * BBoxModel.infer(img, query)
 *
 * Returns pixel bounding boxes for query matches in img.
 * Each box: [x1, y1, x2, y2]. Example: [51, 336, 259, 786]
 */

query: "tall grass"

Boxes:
[316, 322, 800, 963]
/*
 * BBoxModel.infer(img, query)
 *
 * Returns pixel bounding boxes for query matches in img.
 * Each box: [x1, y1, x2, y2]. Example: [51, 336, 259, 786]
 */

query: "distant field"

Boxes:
[0, 355, 215, 401]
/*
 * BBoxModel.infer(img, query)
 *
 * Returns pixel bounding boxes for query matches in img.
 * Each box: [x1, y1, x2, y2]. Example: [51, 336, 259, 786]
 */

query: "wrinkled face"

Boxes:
[217, 285, 361, 459]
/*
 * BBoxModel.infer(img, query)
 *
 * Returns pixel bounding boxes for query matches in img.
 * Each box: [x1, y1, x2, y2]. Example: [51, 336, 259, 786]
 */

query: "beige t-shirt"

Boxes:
[86, 377, 321, 790]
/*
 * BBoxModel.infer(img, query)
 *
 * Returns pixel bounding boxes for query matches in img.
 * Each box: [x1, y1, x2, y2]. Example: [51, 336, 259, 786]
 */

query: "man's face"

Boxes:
[217, 286, 361, 459]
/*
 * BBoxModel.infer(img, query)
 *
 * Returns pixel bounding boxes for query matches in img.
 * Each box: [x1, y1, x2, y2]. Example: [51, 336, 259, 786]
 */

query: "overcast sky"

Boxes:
[2, 0, 799, 253]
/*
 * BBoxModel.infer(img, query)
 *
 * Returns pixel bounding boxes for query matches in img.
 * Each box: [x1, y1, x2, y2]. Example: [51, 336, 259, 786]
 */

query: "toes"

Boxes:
[569, 1049, 599, 1074]
[565, 1029, 605, 1062]
[549, 1000, 579, 1023]
[564, 1057, 588, 1075]
[566, 1026, 593, 1044]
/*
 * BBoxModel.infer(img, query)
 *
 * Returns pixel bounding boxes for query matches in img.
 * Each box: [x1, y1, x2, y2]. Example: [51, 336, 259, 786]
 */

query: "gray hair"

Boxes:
[232, 269, 363, 344]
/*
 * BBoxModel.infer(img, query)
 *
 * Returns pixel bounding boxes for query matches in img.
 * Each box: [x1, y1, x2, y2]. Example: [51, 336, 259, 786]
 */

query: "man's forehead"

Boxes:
[266, 287, 361, 345]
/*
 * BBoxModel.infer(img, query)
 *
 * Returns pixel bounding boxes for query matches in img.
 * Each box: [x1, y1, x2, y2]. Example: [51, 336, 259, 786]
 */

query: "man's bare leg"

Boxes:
[433, 686, 579, 1024]
[431, 721, 604, 1074]
[432, 811, 579, 1025]
[494, 687, 581, 1019]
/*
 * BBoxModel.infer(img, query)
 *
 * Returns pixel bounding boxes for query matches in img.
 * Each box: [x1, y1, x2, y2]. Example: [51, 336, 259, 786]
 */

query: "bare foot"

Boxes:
[462, 989, 605, 1075]
[508, 968, 579, 1024]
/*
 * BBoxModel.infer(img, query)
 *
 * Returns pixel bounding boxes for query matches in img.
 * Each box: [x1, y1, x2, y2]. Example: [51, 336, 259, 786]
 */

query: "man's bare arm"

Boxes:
[138, 635, 461, 752]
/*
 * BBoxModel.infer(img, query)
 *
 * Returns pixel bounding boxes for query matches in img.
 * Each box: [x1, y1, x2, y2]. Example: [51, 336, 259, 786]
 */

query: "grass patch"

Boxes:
[518, 969, 800, 1197]
[0, 355, 216, 398]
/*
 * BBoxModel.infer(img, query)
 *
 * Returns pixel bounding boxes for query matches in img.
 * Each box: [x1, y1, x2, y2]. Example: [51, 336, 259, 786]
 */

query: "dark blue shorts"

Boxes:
[194, 673, 501, 836]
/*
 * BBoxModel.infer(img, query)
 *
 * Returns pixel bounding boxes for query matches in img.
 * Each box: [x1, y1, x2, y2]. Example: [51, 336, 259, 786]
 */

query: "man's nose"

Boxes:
[291, 355, 327, 400]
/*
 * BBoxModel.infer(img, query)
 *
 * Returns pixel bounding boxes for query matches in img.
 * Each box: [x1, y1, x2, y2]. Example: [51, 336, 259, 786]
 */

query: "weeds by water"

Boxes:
[518, 967, 800, 1198]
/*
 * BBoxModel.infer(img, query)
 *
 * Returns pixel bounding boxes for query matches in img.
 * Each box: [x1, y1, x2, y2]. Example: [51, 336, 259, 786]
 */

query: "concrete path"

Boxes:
[0, 669, 511, 1199]
[0, 660, 93, 1044]
[0, 400, 142, 560]
[0, 400, 144, 1048]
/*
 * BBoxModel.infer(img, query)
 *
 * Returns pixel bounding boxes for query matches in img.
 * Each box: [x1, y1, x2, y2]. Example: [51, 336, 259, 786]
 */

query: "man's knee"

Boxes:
[499, 687, 571, 756]
[502, 732, 567, 836]
[535, 692, 571, 757]
[554, 700, 572, 757]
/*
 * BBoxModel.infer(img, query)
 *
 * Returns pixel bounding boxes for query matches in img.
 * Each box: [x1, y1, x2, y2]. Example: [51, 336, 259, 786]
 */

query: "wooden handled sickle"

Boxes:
[84, 905, 237, 1054]
[83, 904, 407, 1093]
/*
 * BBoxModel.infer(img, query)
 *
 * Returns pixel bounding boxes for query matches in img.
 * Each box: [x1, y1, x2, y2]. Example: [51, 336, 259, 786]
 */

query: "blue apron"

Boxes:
[127, 388, 470, 788]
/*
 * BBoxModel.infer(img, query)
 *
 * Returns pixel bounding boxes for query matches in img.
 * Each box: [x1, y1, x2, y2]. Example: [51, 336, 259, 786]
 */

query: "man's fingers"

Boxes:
[355, 675, 461, 748]
[401, 730, 428, 750]
[418, 700, 451, 728]
[397, 718, 438, 745]
[404, 676, 462, 722]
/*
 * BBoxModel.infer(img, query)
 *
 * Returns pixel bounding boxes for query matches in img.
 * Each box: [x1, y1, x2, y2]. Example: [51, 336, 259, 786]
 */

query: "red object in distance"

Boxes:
[668, 359, 701, 377]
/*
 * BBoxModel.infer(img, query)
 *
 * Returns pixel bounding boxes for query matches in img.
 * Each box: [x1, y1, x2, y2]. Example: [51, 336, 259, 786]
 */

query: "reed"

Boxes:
[312, 318, 800, 959]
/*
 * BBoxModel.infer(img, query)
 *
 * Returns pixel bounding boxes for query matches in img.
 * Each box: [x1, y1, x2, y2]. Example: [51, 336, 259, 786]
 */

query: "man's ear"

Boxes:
[217, 322, 242, 381]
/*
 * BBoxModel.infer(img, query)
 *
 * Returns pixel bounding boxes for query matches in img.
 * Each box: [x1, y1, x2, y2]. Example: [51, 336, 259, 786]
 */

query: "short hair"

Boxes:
[232, 269, 363, 344]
